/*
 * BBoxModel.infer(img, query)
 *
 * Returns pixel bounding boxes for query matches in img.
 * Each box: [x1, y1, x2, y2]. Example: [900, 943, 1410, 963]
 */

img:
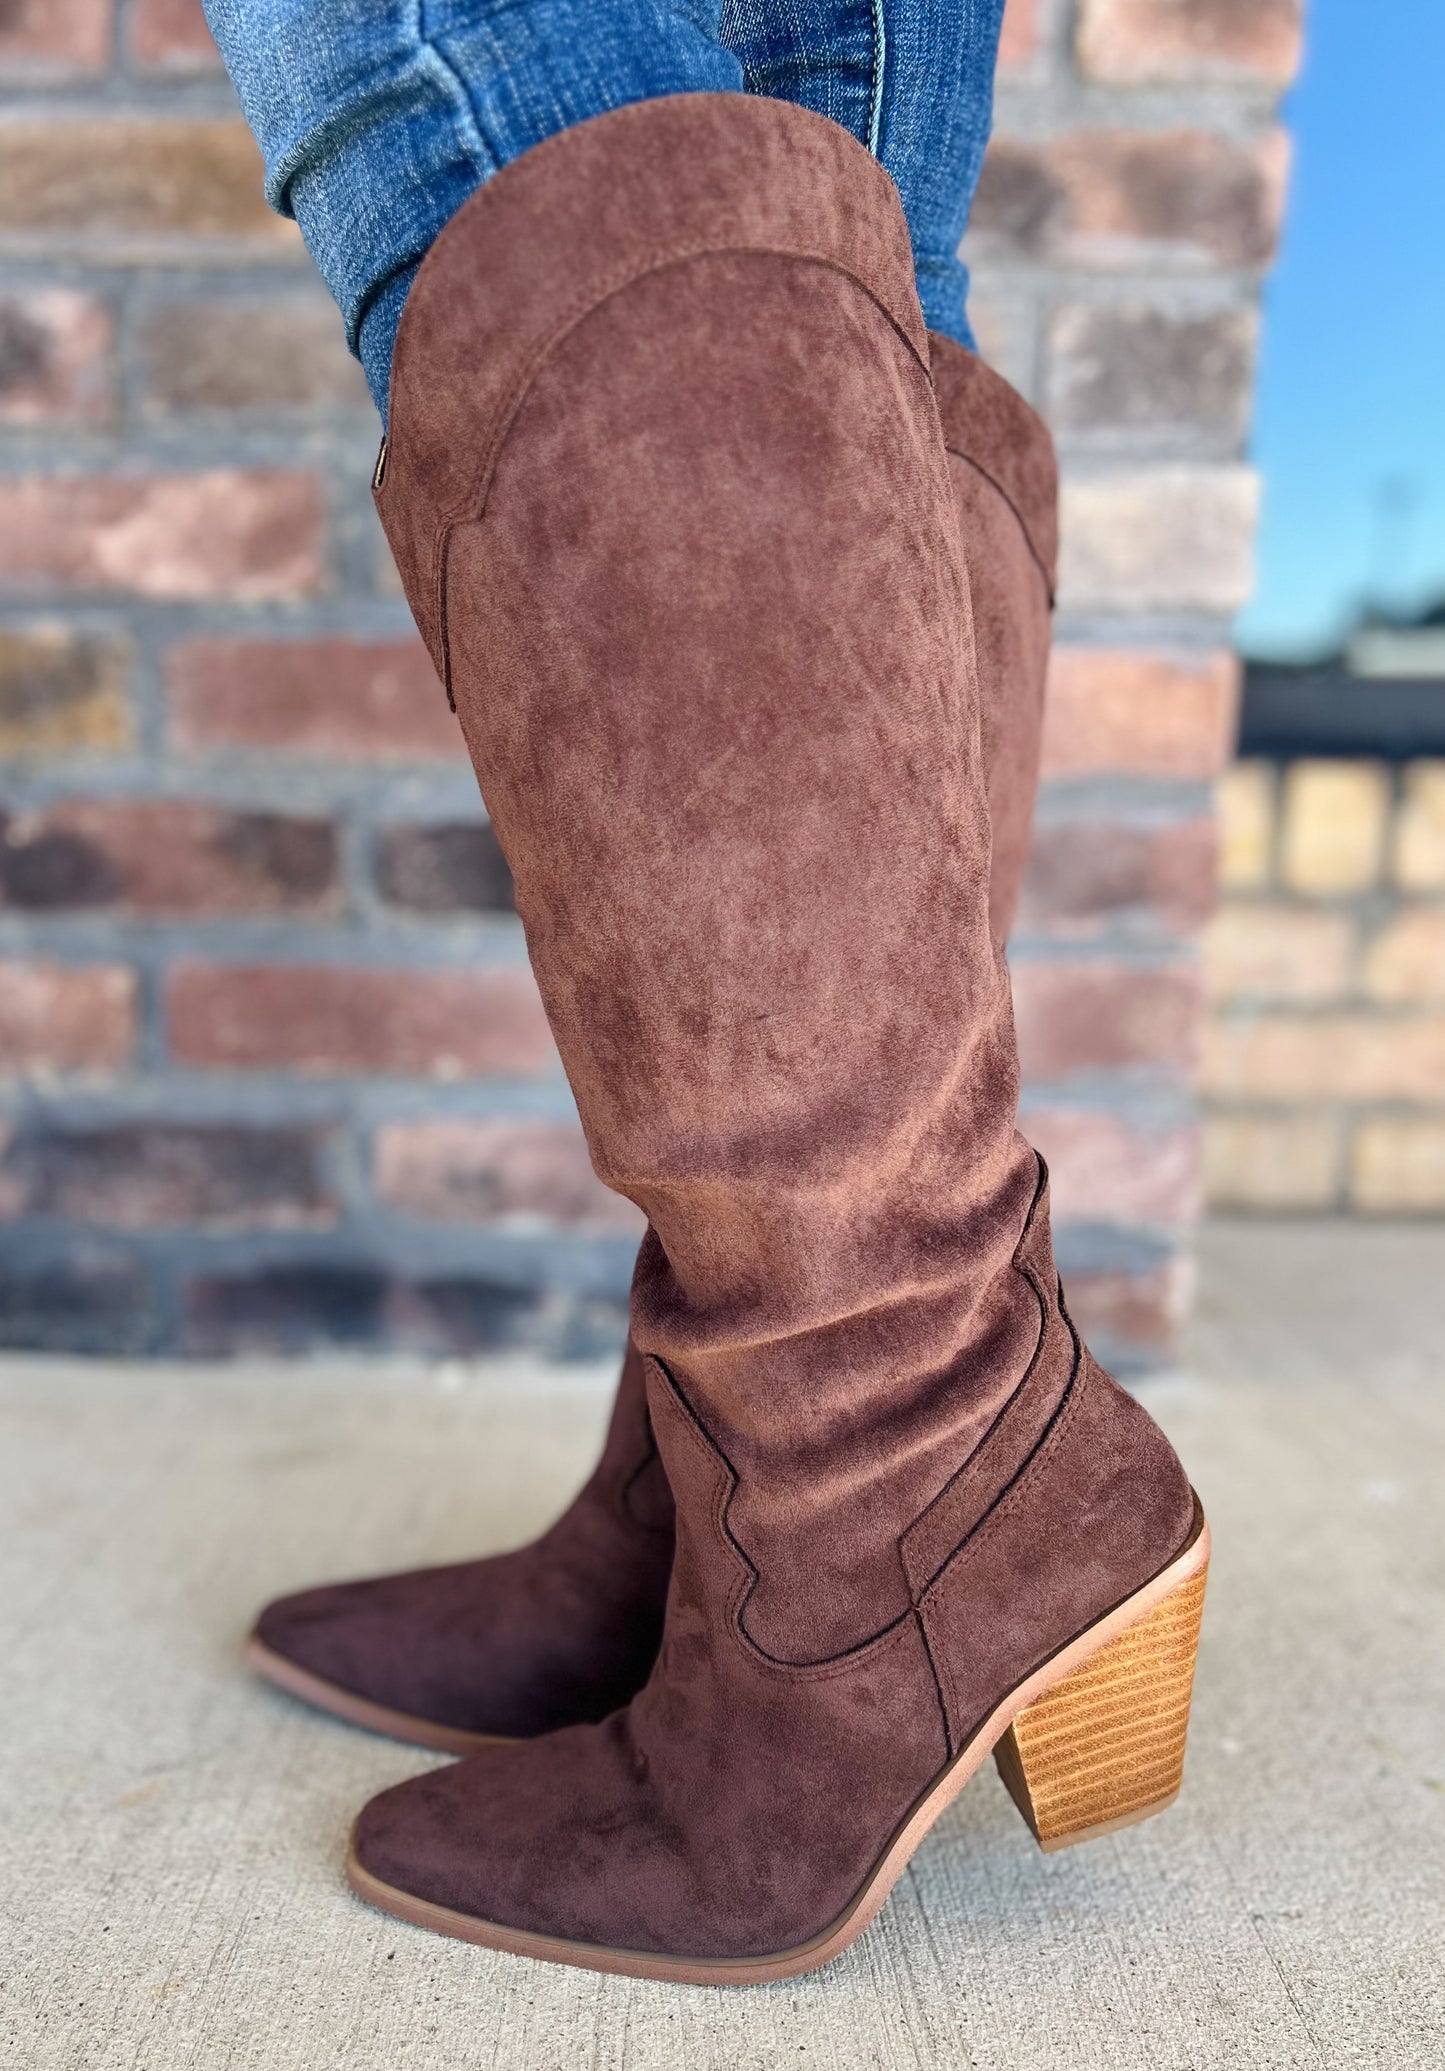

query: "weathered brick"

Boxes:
[1012, 960, 1202, 1080]
[1077, 0, 1303, 86]
[1061, 1258, 1187, 1365]
[1045, 302, 1256, 443]
[1351, 1118, 1445, 1216]
[166, 638, 458, 759]
[130, 0, 222, 69]
[0, 1124, 335, 1229]
[1362, 908, 1445, 1005]
[376, 823, 515, 913]
[0, 801, 337, 914]
[1278, 760, 1389, 895]
[1216, 760, 1275, 890]
[184, 1264, 389, 1354]
[1058, 467, 1259, 614]
[167, 964, 556, 1079]
[0, 473, 323, 600]
[1203, 1111, 1340, 1210]
[0, 960, 136, 1073]
[0, 121, 295, 247]
[386, 1277, 544, 1356]
[1025, 1106, 1200, 1225]
[1019, 817, 1216, 934]
[0, 290, 114, 424]
[180, 1259, 538, 1358]
[997, 0, 1038, 68]
[1205, 1014, 1445, 1103]
[182, 1264, 539, 1356]
[0, 1249, 153, 1354]
[0, 626, 131, 759]
[374, 1119, 643, 1231]
[1203, 902, 1354, 1003]
[0, 0, 110, 74]
[1040, 649, 1239, 781]
[142, 299, 369, 414]
[1392, 762, 1445, 891]
[973, 130, 1288, 270]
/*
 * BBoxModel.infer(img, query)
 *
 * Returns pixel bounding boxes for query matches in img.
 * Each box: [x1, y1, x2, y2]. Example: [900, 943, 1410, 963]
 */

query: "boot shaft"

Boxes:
[376, 97, 1071, 1657]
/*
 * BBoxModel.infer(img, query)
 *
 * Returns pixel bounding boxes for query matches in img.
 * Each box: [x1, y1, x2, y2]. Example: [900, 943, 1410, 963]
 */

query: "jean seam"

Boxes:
[412, 0, 501, 179]
[865, 0, 885, 156]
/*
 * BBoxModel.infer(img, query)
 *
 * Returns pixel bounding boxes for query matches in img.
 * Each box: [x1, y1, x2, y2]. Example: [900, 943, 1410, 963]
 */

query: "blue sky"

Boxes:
[1235, 0, 1445, 659]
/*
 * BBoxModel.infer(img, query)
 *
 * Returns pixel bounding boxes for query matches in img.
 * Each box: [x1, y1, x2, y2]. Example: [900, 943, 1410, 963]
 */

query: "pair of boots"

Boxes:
[248, 97, 1207, 1986]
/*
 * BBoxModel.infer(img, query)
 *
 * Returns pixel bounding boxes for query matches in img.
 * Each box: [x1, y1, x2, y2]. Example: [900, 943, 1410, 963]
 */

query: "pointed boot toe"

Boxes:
[247, 1346, 673, 1750]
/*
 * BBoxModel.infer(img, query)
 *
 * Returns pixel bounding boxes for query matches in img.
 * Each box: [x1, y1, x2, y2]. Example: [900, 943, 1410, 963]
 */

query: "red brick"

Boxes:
[1061, 1258, 1187, 1363]
[374, 1119, 643, 1231]
[0, 473, 322, 600]
[167, 964, 556, 1079]
[1077, 0, 1303, 86]
[0, 1124, 334, 1229]
[973, 130, 1288, 270]
[0, 120, 294, 247]
[1040, 650, 1239, 781]
[166, 639, 457, 759]
[997, 0, 1038, 68]
[0, 801, 336, 915]
[1026, 1107, 1200, 1225]
[0, 0, 110, 74]
[0, 290, 114, 425]
[1012, 960, 1202, 1080]
[0, 961, 136, 1073]
[130, 0, 222, 69]
[1019, 817, 1217, 935]
[142, 299, 368, 414]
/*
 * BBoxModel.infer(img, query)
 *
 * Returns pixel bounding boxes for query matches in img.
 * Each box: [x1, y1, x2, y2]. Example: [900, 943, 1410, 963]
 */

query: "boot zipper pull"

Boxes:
[372, 438, 388, 492]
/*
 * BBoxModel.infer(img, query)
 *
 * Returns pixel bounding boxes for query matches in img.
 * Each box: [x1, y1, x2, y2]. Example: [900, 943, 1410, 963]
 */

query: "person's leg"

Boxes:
[201, 1, 744, 418]
[718, 0, 1006, 348]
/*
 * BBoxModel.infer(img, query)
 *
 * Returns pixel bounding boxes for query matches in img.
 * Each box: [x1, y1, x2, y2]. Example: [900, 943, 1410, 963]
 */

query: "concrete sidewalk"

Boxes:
[3, 1221, 1442, 2069]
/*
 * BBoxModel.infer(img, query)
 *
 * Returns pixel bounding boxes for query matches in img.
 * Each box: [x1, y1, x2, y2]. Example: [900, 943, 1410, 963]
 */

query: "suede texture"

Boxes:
[353, 97, 1193, 1962]
[355, 1195, 1191, 1960]
[356, 1350, 951, 1958]
[928, 335, 1057, 942]
[255, 1341, 673, 1735]
[253, 302, 1056, 1749]
[378, 102, 1045, 1664]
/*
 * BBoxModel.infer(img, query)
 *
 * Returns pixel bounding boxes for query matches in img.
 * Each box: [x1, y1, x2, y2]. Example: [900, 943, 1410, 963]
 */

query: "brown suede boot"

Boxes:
[336, 95, 1205, 1983]
[246, 322, 1058, 1748]
[246, 1341, 673, 1750]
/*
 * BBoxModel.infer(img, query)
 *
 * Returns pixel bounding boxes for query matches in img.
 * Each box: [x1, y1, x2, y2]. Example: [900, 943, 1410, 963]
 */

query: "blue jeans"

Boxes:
[204, 0, 1006, 419]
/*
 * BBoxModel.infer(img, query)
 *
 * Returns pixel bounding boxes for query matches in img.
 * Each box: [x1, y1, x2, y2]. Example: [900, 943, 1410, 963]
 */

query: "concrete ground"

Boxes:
[2, 1222, 1442, 2070]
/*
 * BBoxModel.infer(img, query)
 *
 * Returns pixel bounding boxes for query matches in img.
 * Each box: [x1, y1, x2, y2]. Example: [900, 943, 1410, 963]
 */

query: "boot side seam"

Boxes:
[917, 1334, 1088, 1736]
[897, 1153, 1066, 1600]
[646, 1351, 936, 1684]
[944, 448, 1057, 606]
[619, 1427, 676, 1539]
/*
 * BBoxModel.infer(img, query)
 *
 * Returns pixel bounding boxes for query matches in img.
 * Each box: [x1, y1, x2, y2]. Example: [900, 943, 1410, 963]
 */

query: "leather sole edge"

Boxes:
[244, 1635, 513, 1757]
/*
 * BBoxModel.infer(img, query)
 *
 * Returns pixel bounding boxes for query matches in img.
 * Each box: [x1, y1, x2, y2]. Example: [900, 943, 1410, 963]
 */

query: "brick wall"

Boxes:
[0, 0, 1297, 1363]
[1205, 758, 1445, 1214]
